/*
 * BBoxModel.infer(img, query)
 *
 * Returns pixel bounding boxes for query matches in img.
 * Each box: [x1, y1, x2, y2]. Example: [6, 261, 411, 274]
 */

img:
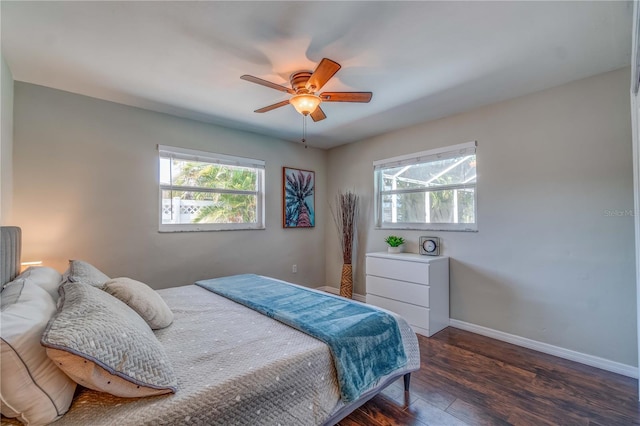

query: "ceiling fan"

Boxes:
[240, 58, 372, 122]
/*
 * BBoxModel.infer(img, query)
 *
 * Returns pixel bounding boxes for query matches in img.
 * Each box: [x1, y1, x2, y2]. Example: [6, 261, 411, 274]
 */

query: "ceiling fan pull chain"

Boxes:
[301, 114, 308, 149]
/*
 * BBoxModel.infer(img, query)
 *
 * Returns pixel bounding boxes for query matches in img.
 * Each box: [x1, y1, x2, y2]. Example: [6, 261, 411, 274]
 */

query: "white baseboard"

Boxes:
[317, 286, 367, 303]
[310, 291, 636, 379]
[449, 319, 638, 379]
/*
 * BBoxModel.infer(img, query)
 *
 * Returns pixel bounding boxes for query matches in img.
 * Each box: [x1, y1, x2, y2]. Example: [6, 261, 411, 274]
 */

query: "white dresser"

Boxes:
[365, 252, 449, 337]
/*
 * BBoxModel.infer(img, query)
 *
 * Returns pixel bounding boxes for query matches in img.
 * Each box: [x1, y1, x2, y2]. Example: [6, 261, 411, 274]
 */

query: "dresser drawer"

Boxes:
[366, 275, 430, 307]
[366, 256, 429, 285]
[366, 294, 430, 330]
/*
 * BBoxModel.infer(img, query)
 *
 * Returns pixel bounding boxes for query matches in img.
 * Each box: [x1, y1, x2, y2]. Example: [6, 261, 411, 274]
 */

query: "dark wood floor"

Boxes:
[339, 327, 640, 426]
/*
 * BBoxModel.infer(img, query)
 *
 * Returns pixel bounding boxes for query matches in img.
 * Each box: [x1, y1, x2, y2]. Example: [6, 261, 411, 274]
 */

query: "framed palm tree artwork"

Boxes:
[283, 167, 315, 228]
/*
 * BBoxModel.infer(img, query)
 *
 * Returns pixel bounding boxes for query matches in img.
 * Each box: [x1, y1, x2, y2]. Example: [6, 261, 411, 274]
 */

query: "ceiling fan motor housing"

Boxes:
[290, 71, 313, 93]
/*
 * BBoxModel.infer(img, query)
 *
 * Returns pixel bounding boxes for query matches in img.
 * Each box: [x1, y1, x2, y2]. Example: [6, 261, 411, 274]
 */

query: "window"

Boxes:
[158, 145, 265, 232]
[374, 141, 477, 231]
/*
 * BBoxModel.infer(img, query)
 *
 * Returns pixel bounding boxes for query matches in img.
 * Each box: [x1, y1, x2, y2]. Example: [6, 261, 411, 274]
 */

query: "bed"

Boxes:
[0, 226, 420, 426]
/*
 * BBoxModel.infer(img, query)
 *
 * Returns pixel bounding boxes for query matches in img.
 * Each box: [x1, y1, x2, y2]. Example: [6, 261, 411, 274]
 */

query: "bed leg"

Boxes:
[403, 373, 411, 392]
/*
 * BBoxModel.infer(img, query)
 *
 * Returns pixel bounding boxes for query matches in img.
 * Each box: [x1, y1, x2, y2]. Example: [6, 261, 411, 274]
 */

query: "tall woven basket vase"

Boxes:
[340, 263, 353, 299]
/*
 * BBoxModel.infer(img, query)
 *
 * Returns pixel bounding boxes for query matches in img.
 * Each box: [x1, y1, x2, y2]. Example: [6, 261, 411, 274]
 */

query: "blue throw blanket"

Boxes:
[196, 274, 407, 402]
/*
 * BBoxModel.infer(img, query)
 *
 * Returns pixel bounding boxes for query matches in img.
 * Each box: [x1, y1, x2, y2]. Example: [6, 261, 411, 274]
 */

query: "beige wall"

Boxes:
[10, 68, 636, 367]
[13, 83, 327, 289]
[325, 67, 637, 366]
[1, 55, 13, 224]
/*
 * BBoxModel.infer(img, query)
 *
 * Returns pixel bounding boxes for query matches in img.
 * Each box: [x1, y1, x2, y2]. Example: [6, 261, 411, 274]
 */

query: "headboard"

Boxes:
[1, 226, 21, 286]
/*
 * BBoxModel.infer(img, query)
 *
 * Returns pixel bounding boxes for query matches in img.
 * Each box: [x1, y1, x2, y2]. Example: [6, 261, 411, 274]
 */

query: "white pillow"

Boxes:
[68, 259, 110, 288]
[11, 266, 63, 302]
[1, 278, 77, 425]
[102, 277, 174, 330]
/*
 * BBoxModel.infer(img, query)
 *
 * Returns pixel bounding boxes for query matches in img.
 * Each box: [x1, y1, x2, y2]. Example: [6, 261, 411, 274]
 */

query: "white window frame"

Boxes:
[158, 145, 265, 232]
[374, 141, 478, 232]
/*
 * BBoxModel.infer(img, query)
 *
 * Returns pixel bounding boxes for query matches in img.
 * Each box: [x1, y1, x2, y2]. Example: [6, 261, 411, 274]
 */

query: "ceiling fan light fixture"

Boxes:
[290, 93, 321, 115]
[242, 58, 371, 122]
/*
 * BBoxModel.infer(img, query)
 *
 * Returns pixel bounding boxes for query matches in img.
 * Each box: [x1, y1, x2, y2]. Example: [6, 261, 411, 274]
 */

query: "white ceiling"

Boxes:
[1, 1, 633, 149]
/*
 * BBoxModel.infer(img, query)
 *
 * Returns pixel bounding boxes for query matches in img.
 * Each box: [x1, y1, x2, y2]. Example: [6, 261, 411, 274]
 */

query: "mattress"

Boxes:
[1, 283, 419, 426]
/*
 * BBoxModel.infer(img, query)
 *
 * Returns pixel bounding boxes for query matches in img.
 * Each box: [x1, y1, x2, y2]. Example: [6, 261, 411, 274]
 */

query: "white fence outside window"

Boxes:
[161, 198, 216, 224]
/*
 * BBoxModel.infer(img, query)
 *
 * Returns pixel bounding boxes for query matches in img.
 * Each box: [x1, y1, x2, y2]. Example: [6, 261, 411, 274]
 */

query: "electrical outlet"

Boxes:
[292, 264, 297, 273]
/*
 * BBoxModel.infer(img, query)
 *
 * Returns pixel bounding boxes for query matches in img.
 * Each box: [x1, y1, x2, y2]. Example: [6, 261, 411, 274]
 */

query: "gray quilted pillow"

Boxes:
[41, 282, 177, 397]
[68, 260, 110, 288]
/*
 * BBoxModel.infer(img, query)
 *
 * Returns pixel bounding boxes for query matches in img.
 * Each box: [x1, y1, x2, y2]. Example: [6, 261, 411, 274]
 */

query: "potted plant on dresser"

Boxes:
[385, 236, 405, 253]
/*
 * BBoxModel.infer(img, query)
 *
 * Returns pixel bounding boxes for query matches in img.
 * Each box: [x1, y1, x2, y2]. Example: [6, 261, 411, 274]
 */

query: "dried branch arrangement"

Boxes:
[331, 190, 359, 265]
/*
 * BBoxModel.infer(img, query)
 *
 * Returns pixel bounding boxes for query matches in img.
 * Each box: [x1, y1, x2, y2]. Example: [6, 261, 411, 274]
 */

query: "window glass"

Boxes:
[374, 142, 477, 231]
[158, 146, 264, 231]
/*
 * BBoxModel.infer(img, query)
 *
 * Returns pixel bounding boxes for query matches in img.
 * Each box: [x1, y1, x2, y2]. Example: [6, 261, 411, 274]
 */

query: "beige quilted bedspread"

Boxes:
[2, 284, 419, 426]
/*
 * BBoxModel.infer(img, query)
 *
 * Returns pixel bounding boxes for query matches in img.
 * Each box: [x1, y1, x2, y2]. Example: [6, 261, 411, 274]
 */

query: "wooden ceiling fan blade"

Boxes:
[305, 58, 341, 92]
[241, 75, 294, 94]
[254, 100, 290, 113]
[310, 106, 326, 122]
[320, 92, 372, 103]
